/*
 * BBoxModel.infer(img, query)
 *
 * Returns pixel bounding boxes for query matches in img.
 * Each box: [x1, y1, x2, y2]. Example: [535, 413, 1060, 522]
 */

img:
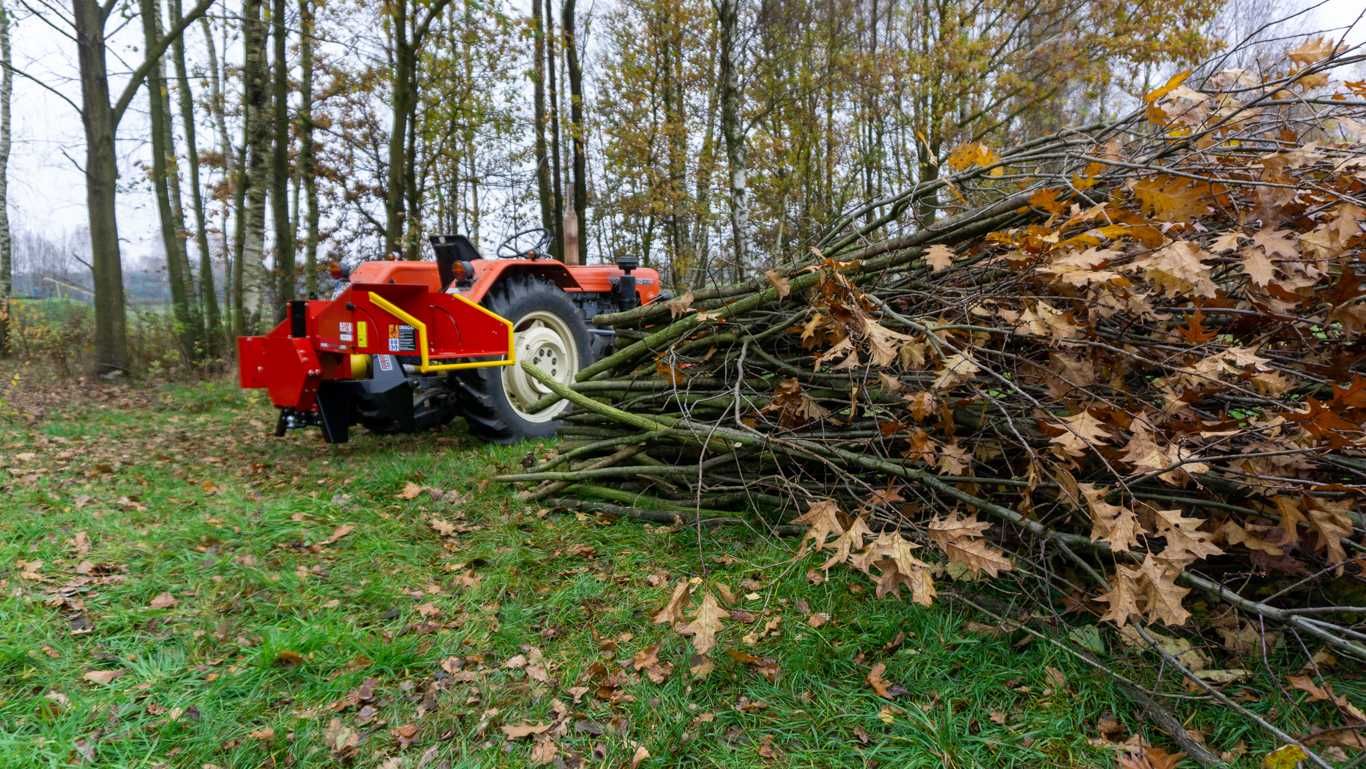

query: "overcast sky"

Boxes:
[5, 0, 1364, 272]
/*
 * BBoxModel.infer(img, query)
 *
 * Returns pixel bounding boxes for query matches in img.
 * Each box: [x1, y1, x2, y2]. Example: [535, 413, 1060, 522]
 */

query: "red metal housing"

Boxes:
[239, 280, 514, 413]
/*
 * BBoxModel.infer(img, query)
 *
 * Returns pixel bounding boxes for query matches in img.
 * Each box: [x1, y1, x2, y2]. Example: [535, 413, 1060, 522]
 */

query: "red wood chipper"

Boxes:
[238, 230, 662, 443]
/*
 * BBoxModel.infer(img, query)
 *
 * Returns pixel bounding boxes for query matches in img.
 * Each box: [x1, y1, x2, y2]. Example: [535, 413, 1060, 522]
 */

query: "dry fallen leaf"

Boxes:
[765, 269, 792, 300]
[501, 722, 551, 740]
[82, 669, 124, 685]
[926, 244, 956, 272]
[320, 524, 355, 546]
[530, 735, 558, 764]
[1287, 674, 1366, 722]
[1120, 745, 1186, 769]
[631, 643, 674, 683]
[273, 650, 305, 667]
[866, 662, 896, 699]
[324, 718, 360, 758]
[429, 517, 458, 537]
[726, 649, 781, 682]
[148, 592, 177, 609]
[652, 580, 692, 626]
[668, 289, 695, 319]
[680, 592, 727, 657]
[927, 512, 1013, 577]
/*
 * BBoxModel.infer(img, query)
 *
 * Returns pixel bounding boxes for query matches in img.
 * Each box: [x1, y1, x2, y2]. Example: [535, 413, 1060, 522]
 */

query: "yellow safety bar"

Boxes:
[367, 291, 516, 373]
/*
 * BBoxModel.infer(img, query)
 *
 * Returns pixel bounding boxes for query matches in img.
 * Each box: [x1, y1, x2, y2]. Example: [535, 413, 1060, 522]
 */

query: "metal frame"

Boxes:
[367, 291, 517, 373]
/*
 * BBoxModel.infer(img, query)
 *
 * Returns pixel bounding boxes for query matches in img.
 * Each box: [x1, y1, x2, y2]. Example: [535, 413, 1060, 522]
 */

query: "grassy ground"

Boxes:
[0, 370, 1340, 768]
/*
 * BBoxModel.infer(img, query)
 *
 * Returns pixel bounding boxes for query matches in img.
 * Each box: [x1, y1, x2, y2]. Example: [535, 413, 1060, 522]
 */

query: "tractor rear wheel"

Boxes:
[452, 274, 592, 443]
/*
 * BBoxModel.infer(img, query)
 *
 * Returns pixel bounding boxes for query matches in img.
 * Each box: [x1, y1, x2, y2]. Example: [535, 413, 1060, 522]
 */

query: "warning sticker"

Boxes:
[338, 321, 354, 343]
[376, 355, 395, 372]
[357, 321, 368, 348]
[387, 323, 417, 353]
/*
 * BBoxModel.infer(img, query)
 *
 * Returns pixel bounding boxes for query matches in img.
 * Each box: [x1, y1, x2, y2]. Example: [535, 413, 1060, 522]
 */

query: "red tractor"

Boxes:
[238, 230, 662, 443]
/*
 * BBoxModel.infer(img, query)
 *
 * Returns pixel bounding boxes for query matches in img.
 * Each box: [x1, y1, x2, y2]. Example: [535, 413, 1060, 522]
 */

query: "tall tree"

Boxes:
[171, 0, 221, 356]
[659, 2, 693, 286]
[270, 0, 293, 312]
[543, 0, 564, 259]
[0, 1, 11, 356]
[70, 0, 215, 374]
[530, 0, 554, 241]
[383, 0, 453, 259]
[457, 1, 480, 246]
[139, 0, 200, 361]
[714, 0, 747, 281]
[562, 0, 587, 259]
[686, 45, 718, 280]
[201, 14, 236, 338]
[234, 0, 271, 334]
[298, 0, 320, 296]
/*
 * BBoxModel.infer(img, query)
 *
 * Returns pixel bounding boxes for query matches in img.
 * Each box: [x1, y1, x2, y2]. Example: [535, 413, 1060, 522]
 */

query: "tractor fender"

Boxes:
[461, 259, 584, 303]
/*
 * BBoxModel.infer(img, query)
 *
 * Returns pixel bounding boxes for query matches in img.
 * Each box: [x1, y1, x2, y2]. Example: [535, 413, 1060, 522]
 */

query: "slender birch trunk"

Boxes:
[236, 0, 271, 333]
[0, 1, 11, 356]
[298, 0, 319, 295]
[171, 0, 220, 357]
[270, 0, 293, 313]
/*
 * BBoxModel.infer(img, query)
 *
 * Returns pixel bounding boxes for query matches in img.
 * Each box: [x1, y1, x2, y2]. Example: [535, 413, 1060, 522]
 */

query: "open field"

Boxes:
[0, 369, 1349, 768]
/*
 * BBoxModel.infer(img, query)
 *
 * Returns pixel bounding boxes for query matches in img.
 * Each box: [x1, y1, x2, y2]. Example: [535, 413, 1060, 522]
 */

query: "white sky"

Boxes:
[5, 0, 1364, 273]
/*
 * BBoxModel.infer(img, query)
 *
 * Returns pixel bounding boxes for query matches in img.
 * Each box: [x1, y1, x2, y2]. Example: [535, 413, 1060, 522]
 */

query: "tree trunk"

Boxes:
[562, 193, 579, 265]
[383, 0, 451, 259]
[236, 0, 271, 332]
[0, 1, 11, 356]
[172, 0, 220, 357]
[544, 0, 564, 260]
[298, 0, 319, 295]
[716, 0, 748, 283]
[72, 0, 128, 374]
[270, 0, 293, 311]
[403, 79, 421, 260]
[660, 10, 691, 287]
[140, 0, 198, 362]
[384, 1, 412, 258]
[202, 16, 235, 339]
[690, 47, 720, 282]
[459, 1, 479, 247]
[530, 0, 554, 240]
[562, 0, 587, 258]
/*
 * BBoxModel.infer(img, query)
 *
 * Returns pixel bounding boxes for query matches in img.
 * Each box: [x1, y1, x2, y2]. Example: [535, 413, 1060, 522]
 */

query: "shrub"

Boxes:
[0, 300, 227, 380]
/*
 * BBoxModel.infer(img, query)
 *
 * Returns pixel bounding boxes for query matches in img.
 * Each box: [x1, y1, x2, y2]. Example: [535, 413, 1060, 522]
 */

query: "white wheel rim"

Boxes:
[503, 310, 579, 423]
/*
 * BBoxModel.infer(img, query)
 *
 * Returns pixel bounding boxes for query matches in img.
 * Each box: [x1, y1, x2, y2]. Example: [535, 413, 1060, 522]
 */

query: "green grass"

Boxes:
[0, 374, 1343, 768]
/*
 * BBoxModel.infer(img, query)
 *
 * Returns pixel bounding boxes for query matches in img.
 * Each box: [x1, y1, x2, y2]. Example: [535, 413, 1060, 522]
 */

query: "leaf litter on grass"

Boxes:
[2, 371, 1352, 768]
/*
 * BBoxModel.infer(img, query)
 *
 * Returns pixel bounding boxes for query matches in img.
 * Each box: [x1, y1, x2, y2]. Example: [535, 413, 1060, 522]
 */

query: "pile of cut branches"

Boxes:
[502, 40, 1365, 761]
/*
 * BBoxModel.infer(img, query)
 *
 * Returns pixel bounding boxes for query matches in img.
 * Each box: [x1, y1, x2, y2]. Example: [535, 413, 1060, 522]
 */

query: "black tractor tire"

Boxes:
[451, 274, 593, 443]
